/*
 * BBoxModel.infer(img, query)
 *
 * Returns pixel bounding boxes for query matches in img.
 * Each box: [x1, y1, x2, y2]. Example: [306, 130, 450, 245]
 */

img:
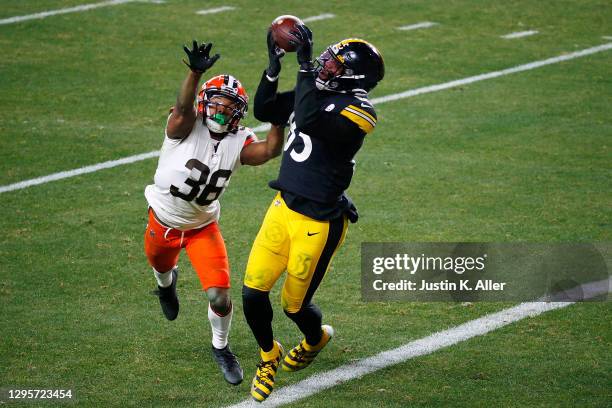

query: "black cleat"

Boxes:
[152, 268, 179, 321]
[212, 345, 244, 385]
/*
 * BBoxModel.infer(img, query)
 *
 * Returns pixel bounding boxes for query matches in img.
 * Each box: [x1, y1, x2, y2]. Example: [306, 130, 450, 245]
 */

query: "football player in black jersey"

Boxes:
[242, 24, 384, 402]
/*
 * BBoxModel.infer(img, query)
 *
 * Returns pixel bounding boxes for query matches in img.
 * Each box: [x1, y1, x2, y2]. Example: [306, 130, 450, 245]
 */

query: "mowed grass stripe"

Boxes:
[1, 41, 610, 195]
[227, 279, 610, 408]
[0, 0, 148, 25]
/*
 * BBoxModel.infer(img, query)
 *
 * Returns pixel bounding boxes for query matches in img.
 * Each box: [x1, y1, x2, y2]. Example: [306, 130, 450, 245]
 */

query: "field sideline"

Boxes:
[0, 1, 610, 407]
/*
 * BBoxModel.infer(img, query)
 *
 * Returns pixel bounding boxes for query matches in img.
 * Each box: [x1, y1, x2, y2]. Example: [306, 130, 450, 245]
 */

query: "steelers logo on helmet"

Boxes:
[197, 74, 249, 134]
[315, 39, 385, 95]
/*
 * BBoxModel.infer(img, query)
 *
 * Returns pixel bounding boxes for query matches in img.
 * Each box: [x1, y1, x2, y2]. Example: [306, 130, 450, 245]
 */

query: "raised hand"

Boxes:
[266, 30, 286, 78]
[290, 24, 313, 67]
[183, 41, 220, 74]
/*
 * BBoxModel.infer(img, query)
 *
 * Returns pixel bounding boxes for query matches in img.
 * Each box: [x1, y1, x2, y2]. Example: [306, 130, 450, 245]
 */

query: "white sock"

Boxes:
[153, 266, 174, 288]
[208, 302, 232, 349]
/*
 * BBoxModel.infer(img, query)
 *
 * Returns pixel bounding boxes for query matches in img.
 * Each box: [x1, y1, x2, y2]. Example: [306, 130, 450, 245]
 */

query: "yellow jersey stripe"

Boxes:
[340, 109, 375, 134]
[344, 107, 376, 128]
[347, 104, 376, 123]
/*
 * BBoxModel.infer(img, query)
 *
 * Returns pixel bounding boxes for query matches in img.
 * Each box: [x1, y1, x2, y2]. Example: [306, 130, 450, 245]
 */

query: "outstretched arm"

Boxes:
[253, 71, 295, 126]
[253, 30, 295, 126]
[166, 41, 220, 140]
[166, 70, 201, 139]
[290, 24, 320, 130]
[240, 124, 284, 166]
[265, 30, 285, 80]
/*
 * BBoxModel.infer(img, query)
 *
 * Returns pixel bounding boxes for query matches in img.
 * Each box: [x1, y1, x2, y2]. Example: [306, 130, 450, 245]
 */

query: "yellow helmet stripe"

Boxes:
[338, 38, 370, 46]
[332, 38, 372, 63]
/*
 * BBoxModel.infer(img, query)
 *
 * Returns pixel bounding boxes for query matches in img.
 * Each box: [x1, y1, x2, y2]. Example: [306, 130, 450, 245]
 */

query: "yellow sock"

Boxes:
[260, 341, 280, 361]
[304, 329, 328, 351]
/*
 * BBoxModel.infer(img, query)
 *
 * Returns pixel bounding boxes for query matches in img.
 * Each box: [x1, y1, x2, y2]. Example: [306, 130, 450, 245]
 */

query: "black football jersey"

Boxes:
[254, 70, 377, 221]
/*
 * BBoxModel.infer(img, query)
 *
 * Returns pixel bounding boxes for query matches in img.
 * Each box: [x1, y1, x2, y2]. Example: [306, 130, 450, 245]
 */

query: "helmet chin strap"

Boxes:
[315, 77, 346, 93]
[315, 76, 367, 95]
[315, 77, 327, 90]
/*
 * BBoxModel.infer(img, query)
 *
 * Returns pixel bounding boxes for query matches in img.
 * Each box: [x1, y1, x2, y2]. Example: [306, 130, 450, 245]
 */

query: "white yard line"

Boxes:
[196, 6, 236, 15]
[397, 21, 438, 31]
[501, 30, 539, 39]
[371, 42, 612, 104]
[302, 13, 336, 23]
[1, 42, 611, 194]
[603, 36, 612, 40]
[0, 151, 160, 194]
[0, 0, 157, 25]
[226, 278, 610, 408]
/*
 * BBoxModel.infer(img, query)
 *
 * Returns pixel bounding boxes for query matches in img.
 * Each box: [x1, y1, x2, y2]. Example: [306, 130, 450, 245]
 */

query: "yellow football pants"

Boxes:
[244, 193, 348, 313]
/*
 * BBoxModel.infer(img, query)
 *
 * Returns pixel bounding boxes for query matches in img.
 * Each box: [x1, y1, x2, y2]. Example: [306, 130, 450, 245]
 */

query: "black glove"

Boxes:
[183, 41, 220, 74]
[266, 30, 285, 78]
[290, 24, 313, 70]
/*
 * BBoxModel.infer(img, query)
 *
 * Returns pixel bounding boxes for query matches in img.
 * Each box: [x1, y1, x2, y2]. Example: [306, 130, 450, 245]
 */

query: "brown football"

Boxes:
[270, 15, 304, 52]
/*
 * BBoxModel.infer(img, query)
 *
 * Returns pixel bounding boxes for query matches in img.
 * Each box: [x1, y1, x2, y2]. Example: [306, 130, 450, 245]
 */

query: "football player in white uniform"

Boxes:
[144, 41, 283, 385]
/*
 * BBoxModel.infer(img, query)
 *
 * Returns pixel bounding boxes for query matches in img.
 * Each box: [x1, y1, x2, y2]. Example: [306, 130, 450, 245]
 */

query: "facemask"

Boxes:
[315, 77, 326, 90]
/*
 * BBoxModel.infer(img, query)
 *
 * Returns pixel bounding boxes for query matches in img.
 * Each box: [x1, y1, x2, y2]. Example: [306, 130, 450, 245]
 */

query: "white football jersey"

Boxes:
[145, 116, 256, 230]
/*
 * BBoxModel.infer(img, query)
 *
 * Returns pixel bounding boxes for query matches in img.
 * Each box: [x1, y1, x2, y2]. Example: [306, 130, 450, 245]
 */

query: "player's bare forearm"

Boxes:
[175, 70, 201, 117]
[240, 125, 284, 166]
[265, 124, 284, 158]
[166, 71, 201, 139]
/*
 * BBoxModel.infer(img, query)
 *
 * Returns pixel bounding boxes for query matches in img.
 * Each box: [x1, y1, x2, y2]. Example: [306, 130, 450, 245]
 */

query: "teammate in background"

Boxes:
[242, 26, 384, 402]
[144, 41, 283, 385]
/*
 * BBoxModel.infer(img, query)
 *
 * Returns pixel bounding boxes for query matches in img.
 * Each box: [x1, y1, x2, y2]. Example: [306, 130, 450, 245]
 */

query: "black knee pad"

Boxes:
[242, 285, 275, 350]
[242, 285, 273, 321]
[242, 285, 269, 303]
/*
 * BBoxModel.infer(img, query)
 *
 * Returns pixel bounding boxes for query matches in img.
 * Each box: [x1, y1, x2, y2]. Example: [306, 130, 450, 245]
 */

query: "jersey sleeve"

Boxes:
[163, 112, 183, 146]
[233, 127, 258, 169]
[292, 70, 377, 142]
[254, 70, 295, 126]
[337, 102, 377, 134]
[296, 98, 375, 145]
[243, 131, 258, 147]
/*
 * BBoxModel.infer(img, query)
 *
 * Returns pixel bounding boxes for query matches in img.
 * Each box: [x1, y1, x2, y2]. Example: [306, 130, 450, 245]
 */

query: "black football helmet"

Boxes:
[315, 38, 384, 94]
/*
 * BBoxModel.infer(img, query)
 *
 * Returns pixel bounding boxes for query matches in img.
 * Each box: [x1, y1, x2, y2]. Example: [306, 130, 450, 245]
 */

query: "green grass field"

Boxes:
[0, 0, 610, 406]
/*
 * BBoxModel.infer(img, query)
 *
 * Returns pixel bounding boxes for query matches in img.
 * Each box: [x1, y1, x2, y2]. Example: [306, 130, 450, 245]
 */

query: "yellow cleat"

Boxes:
[282, 325, 334, 372]
[251, 341, 283, 402]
